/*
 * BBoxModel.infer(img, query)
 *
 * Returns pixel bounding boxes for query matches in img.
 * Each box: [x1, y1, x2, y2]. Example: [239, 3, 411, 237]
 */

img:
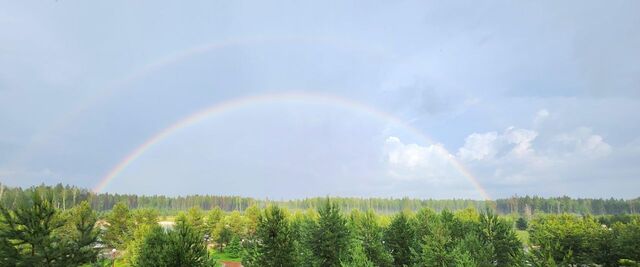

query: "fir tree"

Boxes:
[165, 216, 214, 267]
[251, 205, 295, 267]
[134, 225, 169, 267]
[384, 212, 416, 266]
[226, 236, 242, 258]
[311, 199, 351, 267]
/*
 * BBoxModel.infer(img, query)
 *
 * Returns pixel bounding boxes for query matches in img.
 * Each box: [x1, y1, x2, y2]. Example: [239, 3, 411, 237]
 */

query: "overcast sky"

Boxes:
[1, 0, 639, 199]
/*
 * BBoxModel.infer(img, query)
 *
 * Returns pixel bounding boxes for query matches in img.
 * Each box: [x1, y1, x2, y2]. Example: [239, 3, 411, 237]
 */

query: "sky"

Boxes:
[1, 0, 639, 199]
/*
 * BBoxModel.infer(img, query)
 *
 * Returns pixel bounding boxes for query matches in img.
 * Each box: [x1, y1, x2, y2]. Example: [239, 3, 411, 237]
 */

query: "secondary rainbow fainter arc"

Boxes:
[93, 91, 493, 201]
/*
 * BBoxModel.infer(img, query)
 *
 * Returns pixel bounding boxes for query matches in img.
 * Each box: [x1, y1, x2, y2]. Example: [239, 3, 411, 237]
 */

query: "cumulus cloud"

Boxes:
[457, 127, 538, 162]
[383, 136, 461, 184]
[457, 125, 613, 186]
[457, 132, 499, 161]
[504, 127, 538, 158]
[553, 127, 612, 158]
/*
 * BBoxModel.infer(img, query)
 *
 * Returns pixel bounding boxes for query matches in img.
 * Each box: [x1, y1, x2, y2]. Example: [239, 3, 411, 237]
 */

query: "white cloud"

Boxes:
[457, 127, 538, 162]
[534, 109, 550, 126]
[456, 124, 613, 186]
[383, 136, 460, 183]
[553, 127, 612, 158]
[504, 127, 538, 158]
[457, 132, 498, 161]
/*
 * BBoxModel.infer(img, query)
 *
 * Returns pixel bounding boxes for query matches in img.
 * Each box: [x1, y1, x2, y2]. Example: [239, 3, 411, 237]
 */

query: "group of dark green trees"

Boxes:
[100, 202, 214, 267]
[528, 214, 640, 266]
[0, 193, 98, 266]
[0, 193, 214, 267]
[241, 201, 524, 267]
[2, 185, 640, 267]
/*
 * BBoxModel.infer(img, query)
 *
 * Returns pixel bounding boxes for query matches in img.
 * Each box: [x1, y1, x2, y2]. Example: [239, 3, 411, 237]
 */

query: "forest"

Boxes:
[0, 184, 639, 266]
[1, 183, 638, 216]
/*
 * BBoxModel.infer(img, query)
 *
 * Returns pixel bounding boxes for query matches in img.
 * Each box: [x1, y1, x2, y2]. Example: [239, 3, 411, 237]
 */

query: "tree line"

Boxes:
[1, 184, 638, 215]
[2, 190, 639, 266]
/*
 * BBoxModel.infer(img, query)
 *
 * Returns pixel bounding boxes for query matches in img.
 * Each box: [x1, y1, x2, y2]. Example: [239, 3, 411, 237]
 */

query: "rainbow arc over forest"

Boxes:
[93, 92, 492, 201]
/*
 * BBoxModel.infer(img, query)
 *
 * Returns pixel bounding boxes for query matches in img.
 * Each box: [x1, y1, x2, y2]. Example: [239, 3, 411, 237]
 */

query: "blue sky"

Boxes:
[1, 0, 639, 199]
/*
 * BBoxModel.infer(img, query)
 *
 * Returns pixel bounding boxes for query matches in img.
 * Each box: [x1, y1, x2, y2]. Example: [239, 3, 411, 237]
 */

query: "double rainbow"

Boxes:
[93, 91, 492, 201]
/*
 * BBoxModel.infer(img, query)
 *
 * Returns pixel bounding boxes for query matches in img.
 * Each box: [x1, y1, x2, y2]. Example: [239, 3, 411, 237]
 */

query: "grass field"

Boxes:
[210, 250, 242, 266]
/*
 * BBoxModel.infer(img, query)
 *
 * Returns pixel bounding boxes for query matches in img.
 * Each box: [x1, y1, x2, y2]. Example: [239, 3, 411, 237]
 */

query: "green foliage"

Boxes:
[310, 199, 351, 267]
[349, 209, 393, 266]
[479, 209, 523, 266]
[134, 217, 214, 267]
[0, 193, 97, 266]
[133, 225, 169, 267]
[61, 201, 99, 264]
[289, 210, 317, 267]
[420, 218, 454, 267]
[103, 202, 133, 249]
[527, 240, 573, 267]
[216, 225, 233, 251]
[516, 217, 528, 230]
[246, 205, 296, 267]
[167, 216, 213, 266]
[342, 240, 374, 267]
[384, 211, 415, 266]
[244, 204, 261, 237]
[226, 236, 242, 258]
[529, 214, 599, 264]
[614, 220, 640, 263]
[186, 207, 206, 235]
[132, 208, 159, 227]
[1, 186, 639, 267]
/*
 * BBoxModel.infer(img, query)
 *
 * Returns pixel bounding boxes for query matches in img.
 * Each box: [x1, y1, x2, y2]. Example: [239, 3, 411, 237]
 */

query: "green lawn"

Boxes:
[210, 250, 242, 263]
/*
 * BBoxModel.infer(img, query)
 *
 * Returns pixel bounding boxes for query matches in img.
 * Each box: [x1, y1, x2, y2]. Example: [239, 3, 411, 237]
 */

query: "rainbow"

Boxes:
[93, 91, 492, 201]
[13, 36, 389, 168]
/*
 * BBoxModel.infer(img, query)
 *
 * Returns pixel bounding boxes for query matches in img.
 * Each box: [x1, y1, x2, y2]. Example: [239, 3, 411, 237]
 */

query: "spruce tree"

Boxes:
[226, 236, 242, 258]
[516, 217, 528, 231]
[166, 216, 214, 267]
[0, 193, 98, 266]
[479, 210, 523, 267]
[252, 205, 295, 267]
[134, 225, 169, 267]
[420, 219, 454, 267]
[351, 210, 393, 266]
[384, 212, 416, 266]
[311, 199, 351, 267]
[62, 201, 99, 264]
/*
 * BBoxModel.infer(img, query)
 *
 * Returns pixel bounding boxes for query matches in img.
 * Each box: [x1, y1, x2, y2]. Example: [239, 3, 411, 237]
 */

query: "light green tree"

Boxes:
[103, 202, 133, 249]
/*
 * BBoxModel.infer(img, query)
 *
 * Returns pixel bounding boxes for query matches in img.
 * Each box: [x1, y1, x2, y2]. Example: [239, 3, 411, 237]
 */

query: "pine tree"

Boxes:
[384, 212, 416, 266]
[479, 209, 523, 267]
[420, 219, 453, 267]
[250, 205, 296, 267]
[165, 216, 214, 267]
[0, 193, 98, 266]
[311, 199, 351, 267]
[351, 210, 393, 266]
[62, 201, 99, 264]
[134, 225, 169, 267]
[342, 240, 374, 267]
[516, 217, 528, 230]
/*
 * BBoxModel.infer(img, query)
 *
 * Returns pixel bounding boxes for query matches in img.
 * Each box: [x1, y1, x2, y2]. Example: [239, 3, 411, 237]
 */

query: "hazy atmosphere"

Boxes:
[2, 0, 639, 199]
